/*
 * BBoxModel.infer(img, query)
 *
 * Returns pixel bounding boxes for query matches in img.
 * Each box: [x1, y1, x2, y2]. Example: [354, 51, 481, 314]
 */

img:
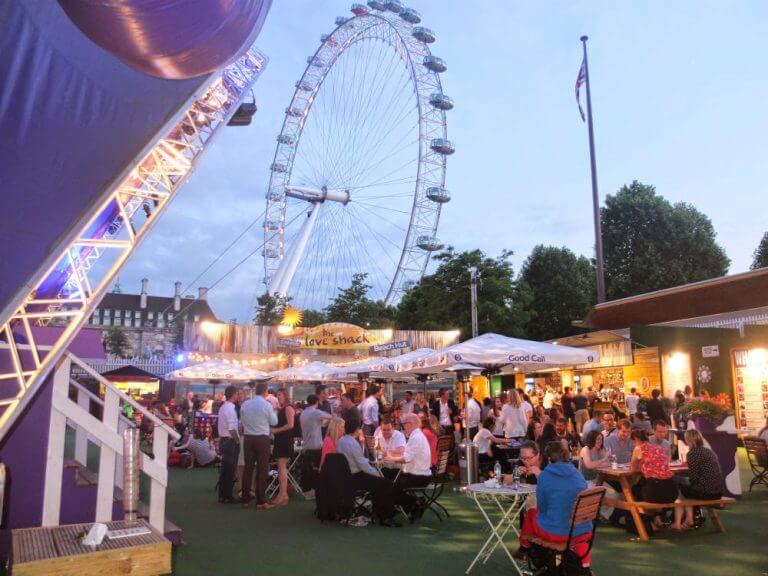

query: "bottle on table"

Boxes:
[493, 461, 502, 486]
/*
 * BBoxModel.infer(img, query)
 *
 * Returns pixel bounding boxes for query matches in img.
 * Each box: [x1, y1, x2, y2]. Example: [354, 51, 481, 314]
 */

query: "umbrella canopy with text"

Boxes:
[270, 361, 339, 382]
[394, 333, 599, 373]
[166, 359, 271, 382]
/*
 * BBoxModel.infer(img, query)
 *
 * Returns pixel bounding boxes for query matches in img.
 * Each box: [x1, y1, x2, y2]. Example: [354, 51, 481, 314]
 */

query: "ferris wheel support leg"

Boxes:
[270, 202, 323, 298]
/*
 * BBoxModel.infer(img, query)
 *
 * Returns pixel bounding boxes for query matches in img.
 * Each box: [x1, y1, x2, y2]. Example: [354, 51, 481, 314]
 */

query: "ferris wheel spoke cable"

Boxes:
[352, 200, 408, 234]
[338, 206, 390, 301]
[349, 204, 402, 266]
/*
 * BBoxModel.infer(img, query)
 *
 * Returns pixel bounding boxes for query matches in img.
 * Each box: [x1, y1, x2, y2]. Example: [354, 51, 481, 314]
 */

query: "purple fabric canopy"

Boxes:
[58, 0, 272, 79]
[0, 0, 270, 322]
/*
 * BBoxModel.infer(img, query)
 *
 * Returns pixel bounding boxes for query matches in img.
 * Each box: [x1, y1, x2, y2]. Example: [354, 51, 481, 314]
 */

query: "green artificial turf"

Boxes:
[167, 450, 768, 576]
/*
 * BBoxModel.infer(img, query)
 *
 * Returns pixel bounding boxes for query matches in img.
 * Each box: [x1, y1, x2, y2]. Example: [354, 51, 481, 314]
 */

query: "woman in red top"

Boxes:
[630, 429, 678, 530]
[419, 412, 439, 468]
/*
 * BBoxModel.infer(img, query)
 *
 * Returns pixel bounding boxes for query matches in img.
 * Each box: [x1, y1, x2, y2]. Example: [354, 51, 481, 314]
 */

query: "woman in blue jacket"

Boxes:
[518, 440, 594, 567]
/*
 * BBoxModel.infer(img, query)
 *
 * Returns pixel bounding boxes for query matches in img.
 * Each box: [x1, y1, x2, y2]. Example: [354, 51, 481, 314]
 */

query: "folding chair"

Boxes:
[528, 486, 606, 576]
[404, 448, 451, 522]
[316, 454, 372, 525]
[744, 436, 768, 493]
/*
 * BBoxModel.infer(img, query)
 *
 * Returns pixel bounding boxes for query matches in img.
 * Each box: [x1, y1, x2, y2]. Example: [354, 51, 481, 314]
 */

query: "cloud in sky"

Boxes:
[119, 0, 768, 322]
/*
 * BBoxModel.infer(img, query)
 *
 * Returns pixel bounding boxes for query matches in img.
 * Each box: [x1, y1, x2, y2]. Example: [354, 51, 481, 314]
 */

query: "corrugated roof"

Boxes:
[581, 268, 768, 330]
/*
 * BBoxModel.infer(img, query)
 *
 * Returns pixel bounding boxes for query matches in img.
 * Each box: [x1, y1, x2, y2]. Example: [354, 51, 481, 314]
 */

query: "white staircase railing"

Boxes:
[42, 352, 180, 533]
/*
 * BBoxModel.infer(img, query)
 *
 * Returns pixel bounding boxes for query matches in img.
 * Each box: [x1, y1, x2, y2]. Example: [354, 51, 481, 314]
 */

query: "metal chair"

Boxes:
[404, 448, 452, 522]
[744, 436, 768, 492]
[528, 486, 606, 575]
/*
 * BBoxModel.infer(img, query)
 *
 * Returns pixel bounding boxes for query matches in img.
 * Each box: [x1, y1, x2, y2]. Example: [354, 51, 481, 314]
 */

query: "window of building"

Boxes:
[194, 315, 200, 322]
[114, 310, 122, 320]
[148, 312, 155, 320]
[124, 316, 132, 327]
[157, 316, 166, 329]
[91, 314, 99, 325]
[167, 313, 174, 323]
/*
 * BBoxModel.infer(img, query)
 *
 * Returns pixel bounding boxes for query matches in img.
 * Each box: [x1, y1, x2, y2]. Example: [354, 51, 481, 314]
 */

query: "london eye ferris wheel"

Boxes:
[263, 1, 453, 311]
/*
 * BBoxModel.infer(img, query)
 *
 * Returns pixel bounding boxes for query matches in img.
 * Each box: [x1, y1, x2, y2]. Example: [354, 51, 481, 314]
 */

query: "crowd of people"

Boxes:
[163, 377, 729, 562]
[207, 382, 449, 527]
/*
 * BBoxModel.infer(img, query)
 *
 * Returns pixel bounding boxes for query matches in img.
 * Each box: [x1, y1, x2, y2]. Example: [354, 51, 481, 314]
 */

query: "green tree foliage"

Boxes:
[396, 248, 531, 337]
[104, 326, 131, 358]
[325, 273, 396, 328]
[601, 181, 729, 299]
[301, 309, 327, 327]
[253, 293, 290, 325]
[751, 232, 768, 269]
[519, 245, 595, 340]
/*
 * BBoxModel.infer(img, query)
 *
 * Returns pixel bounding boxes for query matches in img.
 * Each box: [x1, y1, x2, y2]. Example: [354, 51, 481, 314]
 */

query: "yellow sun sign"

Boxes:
[281, 306, 303, 328]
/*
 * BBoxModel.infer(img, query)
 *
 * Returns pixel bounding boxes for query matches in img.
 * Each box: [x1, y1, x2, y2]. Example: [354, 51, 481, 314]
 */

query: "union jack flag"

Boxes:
[575, 58, 587, 122]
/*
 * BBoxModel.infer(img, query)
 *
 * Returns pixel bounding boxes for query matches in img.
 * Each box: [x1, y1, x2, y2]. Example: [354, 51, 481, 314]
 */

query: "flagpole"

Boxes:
[581, 35, 607, 304]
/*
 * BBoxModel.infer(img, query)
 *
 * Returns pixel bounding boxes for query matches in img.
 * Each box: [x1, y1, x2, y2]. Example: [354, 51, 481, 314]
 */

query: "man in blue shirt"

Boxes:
[581, 410, 604, 445]
[240, 381, 277, 508]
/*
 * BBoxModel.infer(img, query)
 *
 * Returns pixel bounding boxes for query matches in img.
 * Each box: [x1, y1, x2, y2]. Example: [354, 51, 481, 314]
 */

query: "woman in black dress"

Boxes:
[271, 389, 295, 506]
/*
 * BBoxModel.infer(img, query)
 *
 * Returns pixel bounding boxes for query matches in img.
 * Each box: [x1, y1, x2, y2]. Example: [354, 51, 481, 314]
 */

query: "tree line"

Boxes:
[256, 181, 767, 341]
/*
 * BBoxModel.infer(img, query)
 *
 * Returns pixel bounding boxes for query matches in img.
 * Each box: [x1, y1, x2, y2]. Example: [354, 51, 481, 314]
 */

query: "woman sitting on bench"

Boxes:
[630, 429, 677, 531]
[672, 429, 723, 530]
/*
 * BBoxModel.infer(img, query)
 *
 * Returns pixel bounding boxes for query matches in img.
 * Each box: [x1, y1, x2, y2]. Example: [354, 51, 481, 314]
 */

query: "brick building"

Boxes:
[86, 278, 219, 359]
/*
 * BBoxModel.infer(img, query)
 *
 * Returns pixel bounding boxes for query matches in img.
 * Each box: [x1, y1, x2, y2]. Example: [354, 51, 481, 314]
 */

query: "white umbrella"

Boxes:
[270, 361, 339, 382]
[396, 333, 599, 372]
[165, 359, 271, 382]
[328, 356, 388, 380]
[365, 348, 436, 377]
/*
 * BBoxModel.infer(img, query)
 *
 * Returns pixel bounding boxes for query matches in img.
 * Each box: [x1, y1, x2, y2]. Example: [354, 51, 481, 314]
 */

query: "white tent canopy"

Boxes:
[365, 348, 436, 377]
[270, 361, 339, 382]
[394, 333, 599, 373]
[166, 359, 271, 382]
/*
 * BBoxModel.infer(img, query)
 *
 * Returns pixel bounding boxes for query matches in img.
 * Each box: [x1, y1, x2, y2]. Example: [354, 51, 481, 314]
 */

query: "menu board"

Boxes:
[732, 349, 768, 434]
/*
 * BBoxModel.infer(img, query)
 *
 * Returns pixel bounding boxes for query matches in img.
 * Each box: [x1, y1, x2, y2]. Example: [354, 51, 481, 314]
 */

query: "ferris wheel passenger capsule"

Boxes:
[286, 107, 305, 117]
[266, 191, 283, 202]
[277, 134, 295, 145]
[384, 0, 403, 12]
[307, 57, 326, 68]
[270, 163, 288, 173]
[399, 7, 421, 23]
[263, 247, 280, 259]
[264, 219, 282, 232]
[426, 187, 451, 203]
[367, 0, 386, 10]
[416, 235, 443, 251]
[296, 81, 314, 92]
[430, 138, 455, 155]
[429, 93, 454, 110]
[335, 16, 351, 26]
[412, 27, 435, 43]
[351, 4, 369, 15]
[320, 34, 338, 46]
[423, 55, 447, 73]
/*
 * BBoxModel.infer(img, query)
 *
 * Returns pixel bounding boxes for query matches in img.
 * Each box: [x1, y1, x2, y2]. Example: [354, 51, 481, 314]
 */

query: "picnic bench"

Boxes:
[596, 464, 736, 541]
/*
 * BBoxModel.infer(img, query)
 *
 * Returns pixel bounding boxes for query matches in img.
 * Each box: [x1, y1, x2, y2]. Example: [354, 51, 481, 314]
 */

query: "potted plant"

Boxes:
[675, 395, 732, 433]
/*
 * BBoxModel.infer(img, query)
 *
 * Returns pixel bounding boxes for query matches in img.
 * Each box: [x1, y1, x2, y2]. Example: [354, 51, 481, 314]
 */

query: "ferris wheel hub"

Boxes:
[284, 185, 350, 205]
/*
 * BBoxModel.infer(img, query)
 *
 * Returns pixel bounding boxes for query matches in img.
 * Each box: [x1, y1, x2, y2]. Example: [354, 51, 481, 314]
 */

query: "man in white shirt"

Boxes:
[360, 384, 383, 436]
[374, 420, 406, 456]
[300, 394, 332, 495]
[543, 387, 555, 410]
[466, 390, 482, 440]
[399, 391, 415, 417]
[625, 387, 640, 419]
[217, 385, 240, 503]
[430, 388, 457, 433]
[240, 381, 278, 508]
[386, 413, 432, 519]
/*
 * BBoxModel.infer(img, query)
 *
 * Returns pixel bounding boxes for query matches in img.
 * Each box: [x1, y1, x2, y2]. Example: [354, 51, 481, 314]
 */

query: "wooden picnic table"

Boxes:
[594, 463, 688, 541]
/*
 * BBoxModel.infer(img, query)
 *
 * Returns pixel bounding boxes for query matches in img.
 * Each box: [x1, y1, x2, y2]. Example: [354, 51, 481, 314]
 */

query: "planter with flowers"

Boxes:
[675, 394, 734, 433]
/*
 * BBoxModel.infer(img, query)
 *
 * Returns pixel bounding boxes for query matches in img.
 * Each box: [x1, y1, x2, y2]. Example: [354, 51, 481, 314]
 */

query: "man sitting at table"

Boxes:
[554, 417, 580, 452]
[581, 410, 604, 445]
[385, 413, 433, 517]
[517, 441, 593, 569]
[649, 420, 672, 458]
[604, 418, 633, 464]
[601, 412, 617, 438]
[374, 418, 406, 478]
[336, 416, 400, 527]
